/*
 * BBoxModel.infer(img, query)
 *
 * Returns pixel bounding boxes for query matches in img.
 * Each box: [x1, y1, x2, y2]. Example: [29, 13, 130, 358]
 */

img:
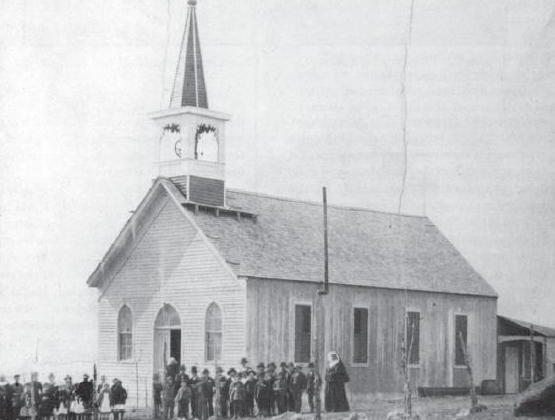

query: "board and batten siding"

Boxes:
[246, 278, 497, 398]
[96, 191, 245, 408]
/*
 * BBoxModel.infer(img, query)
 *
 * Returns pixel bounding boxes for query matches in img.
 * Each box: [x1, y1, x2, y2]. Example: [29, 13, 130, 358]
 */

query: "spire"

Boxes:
[170, 0, 208, 109]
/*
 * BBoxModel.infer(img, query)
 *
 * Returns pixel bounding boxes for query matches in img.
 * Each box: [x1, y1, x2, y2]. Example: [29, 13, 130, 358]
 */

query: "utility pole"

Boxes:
[314, 187, 330, 420]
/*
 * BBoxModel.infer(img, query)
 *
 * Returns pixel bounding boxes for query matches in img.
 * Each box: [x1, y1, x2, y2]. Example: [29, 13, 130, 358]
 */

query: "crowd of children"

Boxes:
[0, 373, 127, 420]
[153, 358, 323, 420]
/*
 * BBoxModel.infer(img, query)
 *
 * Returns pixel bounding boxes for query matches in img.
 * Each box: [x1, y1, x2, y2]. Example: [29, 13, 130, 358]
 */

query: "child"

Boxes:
[244, 370, 256, 417]
[254, 365, 269, 417]
[175, 379, 191, 420]
[153, 374, 163, 419]
[162, 376, 176, 420]
[110, 379, 127, 420]
[97, 383, 112, 420]
[19, 389, 36, 420]
[198, 369, 214, 420]
[273, 368, 288, 414]
[228, 370, 244, 420]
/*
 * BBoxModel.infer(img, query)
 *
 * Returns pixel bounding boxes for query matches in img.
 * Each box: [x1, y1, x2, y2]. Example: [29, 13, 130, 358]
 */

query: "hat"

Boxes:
[256, 363, 265, 369]
[280, 362, 287, 368]
[191, 366, 198, 373]
[240, 357, 248, 364]
[227, 368, 237, 375]
[83, 374, 89, 378]
[202, 369, 209, 375]
[307, 362, 315, 368]
[14, 374, 20, 379]
[64, 375, 72, 381]
[268, 362, 276, 369]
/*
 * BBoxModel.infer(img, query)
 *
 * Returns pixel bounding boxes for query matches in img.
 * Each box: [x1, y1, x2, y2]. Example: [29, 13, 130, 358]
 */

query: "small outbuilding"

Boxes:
[497, 315, 555, 393]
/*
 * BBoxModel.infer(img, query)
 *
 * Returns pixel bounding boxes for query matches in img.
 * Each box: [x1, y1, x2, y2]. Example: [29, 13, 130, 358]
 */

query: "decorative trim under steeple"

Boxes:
[170, 0, 208, 109]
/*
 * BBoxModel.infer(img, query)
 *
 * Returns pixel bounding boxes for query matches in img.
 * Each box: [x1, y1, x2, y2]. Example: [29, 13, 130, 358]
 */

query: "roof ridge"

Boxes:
[226, 187, 429, 220]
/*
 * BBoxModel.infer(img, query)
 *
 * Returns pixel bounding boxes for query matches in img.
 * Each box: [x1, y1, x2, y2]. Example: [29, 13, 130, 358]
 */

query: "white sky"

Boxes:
[1, 0, 554, 376]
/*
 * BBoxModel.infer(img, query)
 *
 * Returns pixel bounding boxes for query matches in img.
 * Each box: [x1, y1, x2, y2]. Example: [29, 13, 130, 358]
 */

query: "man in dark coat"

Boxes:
[7, 374, 24, 420]
[305, 362, 321, 413]
[324, 352, 350, 412]
[254, 364, 270, 417]
[272, 366, 288, 414]
[76, 374, 94, 410]
[189, 367, 201, 419]
[290, 365, 306, 413]
[0, 376, 9, 420]
[197, 369, 214, 420]
[217, 368, 229, 418]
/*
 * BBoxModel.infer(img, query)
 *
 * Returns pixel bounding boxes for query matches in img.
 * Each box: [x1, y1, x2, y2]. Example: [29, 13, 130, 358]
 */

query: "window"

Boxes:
[353, 307, 368, 364]
[406, 311, 420, 365]
[118, 306, 132, 361]
[294, 305, 312, 363]
[205, 303, 222, 362]
[455, 315, 468, 366]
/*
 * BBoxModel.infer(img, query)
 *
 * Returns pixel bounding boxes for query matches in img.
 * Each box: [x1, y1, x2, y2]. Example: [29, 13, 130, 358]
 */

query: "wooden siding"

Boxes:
[170, 175, 188, 199]
[97, 193, 245, 408]
[246, 278, 497, 397]
[189, 176, 224, 206]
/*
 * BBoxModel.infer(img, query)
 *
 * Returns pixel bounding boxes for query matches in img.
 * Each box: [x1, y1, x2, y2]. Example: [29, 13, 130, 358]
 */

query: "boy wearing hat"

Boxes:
[239, 358, 250, 376]
[305, 362, 320, 413]
[174, 376, 191, 420]
[243, 370, 256, 417]
[228, 370, 244, 420]
[197, 369, 214, 420]
[272, 366, 288, 414]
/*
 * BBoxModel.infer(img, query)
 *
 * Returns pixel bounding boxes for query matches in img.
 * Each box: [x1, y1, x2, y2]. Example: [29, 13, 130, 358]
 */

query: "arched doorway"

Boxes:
[153, 304, 181, 376]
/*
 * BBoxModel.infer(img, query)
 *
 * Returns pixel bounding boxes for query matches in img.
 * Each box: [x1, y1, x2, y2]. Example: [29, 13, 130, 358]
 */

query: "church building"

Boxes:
[87, 0, 498, 407]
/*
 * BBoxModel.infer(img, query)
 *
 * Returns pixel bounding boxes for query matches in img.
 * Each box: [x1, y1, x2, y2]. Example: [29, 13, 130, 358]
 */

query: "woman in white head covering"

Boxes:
[324, 351, 350, 412]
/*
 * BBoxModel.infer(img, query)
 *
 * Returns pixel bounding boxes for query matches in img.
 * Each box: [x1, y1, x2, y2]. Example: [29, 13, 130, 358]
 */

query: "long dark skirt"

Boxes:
[324, 381, 349, 412]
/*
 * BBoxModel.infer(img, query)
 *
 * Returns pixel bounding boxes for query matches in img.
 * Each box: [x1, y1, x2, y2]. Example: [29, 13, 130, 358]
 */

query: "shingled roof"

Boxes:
[177, 184, 497, 298]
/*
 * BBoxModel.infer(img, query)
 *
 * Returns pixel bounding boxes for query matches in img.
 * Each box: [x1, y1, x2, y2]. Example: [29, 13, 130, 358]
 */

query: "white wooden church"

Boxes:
[88, 0, 499, 408]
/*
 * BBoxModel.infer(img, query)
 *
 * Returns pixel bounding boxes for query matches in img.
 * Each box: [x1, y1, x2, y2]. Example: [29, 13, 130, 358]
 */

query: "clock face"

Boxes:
[159, 123, 183, 161]
[174, 139, 184, 158]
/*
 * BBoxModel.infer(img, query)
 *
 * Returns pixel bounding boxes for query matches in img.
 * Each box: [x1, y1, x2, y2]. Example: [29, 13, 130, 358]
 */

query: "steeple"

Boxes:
[150, 0, 230, 208]
[170, 0, 208, 109]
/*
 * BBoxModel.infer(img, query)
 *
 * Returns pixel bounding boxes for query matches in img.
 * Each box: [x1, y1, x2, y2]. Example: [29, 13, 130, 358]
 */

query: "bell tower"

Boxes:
[150, 0, 230, 207]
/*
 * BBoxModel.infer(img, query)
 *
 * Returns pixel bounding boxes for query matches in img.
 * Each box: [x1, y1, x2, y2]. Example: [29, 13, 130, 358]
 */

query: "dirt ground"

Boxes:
[126, 395, 555, 420]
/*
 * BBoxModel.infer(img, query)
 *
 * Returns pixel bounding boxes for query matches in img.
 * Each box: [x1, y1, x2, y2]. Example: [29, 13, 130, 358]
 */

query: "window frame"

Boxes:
[291, 301, 313, 364]
[204, 302, 223, 363]
[351, 305, 370, 367]
[117, 305, 134, 362]
[405, 308, 421, 368]
[454, 313, 469, 368]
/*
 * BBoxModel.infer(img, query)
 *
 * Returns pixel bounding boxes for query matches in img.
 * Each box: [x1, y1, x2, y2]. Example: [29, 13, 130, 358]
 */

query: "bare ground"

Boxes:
[126, 395, 555, 420]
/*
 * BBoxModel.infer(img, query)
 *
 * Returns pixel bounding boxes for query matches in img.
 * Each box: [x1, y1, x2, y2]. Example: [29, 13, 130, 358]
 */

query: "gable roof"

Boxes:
[180, 184, 497, 298]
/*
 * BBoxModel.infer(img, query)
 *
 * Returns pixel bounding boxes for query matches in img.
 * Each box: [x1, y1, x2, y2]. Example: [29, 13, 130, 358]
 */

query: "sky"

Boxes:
[0, 0, 554, 376]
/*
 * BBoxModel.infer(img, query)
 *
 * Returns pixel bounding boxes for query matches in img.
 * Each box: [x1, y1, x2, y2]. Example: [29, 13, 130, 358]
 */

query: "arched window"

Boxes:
[118, 305, 133, 361]
[205, 303, 222, 362]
